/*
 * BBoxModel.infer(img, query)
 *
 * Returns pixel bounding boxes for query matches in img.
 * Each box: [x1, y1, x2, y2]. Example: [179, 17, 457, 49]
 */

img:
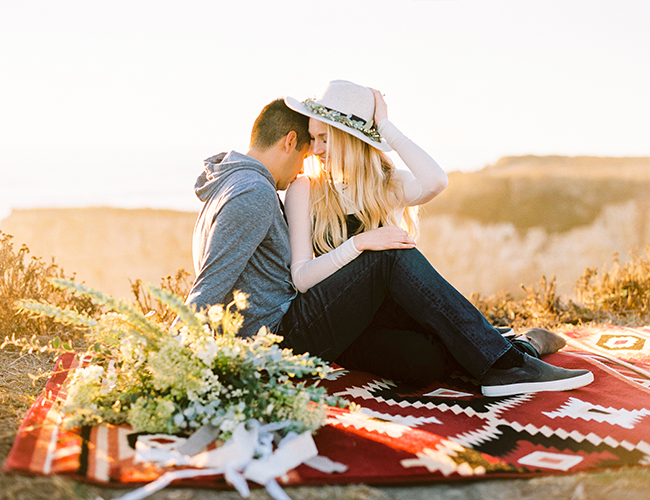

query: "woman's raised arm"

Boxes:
[371, 89, 448, 207]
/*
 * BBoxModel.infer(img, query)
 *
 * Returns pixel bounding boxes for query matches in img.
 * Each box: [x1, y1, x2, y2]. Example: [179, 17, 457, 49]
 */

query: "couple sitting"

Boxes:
[184, 80, 593, 398]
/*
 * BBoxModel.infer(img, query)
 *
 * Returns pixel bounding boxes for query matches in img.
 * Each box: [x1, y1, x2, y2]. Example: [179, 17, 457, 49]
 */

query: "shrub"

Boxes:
[470, 275, 591, 330]
[471, 248, 650, 330]
[575, 247, 650, 322]
[0, 231, 99, 342]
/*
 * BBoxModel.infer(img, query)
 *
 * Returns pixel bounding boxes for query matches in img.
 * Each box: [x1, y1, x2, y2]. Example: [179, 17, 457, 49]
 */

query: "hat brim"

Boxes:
[284, 96, 392, 152]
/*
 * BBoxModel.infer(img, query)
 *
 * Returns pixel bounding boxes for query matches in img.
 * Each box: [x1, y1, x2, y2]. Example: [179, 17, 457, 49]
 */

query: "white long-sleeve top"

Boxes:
[285, 119, 448, 293]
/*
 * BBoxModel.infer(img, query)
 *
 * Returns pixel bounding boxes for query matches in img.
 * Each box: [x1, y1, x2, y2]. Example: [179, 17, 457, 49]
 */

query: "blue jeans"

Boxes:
[278, 248, 511, 380]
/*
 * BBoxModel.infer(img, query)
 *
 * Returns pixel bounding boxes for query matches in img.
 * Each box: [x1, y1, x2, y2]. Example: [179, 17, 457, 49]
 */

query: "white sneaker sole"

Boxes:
[481, 371, 594, 397]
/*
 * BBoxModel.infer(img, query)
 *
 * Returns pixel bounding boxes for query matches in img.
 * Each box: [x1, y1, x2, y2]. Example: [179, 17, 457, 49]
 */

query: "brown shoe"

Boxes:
[519, 328, 567, 356]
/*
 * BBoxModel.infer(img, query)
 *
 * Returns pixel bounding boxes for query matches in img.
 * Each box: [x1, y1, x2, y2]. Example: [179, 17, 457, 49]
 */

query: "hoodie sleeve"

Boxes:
[185, 180, 277, 311]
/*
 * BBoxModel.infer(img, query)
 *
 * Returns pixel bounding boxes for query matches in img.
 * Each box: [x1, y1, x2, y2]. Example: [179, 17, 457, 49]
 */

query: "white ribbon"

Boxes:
[304, 454, 348, 473]
[244, 431, 318, 485]
[104, 419, 323, 500]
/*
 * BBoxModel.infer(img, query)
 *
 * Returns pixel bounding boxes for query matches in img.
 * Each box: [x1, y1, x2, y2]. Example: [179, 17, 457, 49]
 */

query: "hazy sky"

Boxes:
[1, 0, 649, 215]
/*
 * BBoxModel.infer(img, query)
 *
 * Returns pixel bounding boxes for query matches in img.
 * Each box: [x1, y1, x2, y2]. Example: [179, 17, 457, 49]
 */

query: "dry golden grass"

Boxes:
[470, 246, 650, 332]
[0, 232, 99, 341]
[129, 269, 194, 325]
[2, 231, 650, 499]
[575, 248, 650, 320]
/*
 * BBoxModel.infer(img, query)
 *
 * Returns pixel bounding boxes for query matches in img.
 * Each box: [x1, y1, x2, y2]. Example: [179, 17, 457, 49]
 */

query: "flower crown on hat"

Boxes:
[302, 98, 383, 144]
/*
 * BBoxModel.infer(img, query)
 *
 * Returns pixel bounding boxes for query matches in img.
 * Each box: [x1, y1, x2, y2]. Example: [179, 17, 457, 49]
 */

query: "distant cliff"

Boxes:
[0, 207, 197, 300]
[418, 156, 650, 297]
[2, 156, 649, 300]
[426, 156, 650, 233]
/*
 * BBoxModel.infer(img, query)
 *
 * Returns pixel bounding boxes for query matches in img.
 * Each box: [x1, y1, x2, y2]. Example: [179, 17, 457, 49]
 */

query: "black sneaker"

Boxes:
[481, 354, 594, 397]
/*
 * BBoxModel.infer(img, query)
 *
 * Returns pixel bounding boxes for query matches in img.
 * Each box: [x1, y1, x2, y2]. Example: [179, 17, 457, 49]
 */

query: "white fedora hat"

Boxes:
[285, 80, 392, 152]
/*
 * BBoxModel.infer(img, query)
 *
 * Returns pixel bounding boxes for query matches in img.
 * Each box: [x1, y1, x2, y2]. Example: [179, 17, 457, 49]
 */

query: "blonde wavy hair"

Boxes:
[307, 124, 419, 256]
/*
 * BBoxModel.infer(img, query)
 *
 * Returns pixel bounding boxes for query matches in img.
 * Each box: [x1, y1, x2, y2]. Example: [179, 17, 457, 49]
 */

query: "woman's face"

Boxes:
[309, 118, 328, 165]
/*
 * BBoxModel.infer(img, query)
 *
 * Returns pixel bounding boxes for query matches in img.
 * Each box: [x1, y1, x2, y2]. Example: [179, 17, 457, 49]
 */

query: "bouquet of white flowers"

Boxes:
[12, 278, 345, 441]
[9, 278, 354, 499]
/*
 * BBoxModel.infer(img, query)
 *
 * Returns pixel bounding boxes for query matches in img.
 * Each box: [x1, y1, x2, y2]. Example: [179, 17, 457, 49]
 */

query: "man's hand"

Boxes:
[352, 226, 416, 252]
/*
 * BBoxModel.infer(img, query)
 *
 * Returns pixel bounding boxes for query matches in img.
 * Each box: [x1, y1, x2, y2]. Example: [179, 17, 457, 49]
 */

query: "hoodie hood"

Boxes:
[194, 151, 276, 202]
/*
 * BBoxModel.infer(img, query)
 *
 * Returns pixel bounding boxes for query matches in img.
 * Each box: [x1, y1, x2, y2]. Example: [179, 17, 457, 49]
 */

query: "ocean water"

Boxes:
[0, 174, 202, 222]
[0, 181, 201, 222]
[0, 147, 206, 222]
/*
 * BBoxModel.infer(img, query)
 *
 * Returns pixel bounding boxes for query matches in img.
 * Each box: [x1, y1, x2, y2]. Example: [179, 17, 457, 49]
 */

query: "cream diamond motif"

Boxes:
[423, 388, 474, 398]
[518, 451, 583, 471]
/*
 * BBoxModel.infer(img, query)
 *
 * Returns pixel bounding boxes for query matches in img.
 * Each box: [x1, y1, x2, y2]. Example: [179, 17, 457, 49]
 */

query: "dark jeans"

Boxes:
[278, 248, 511, 382]
[334, 297, 459, 386]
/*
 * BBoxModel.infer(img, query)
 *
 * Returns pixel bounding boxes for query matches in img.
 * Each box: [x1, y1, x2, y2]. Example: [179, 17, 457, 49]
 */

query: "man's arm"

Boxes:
[186, 182, 277, 311]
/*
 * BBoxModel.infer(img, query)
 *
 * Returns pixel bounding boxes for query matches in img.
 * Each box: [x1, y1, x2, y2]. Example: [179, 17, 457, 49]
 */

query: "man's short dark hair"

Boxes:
[250, 99, 311, 151]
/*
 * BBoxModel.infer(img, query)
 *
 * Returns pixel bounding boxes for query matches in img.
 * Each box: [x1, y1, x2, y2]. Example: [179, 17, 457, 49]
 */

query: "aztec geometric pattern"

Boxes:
[4, 325, 650, 489]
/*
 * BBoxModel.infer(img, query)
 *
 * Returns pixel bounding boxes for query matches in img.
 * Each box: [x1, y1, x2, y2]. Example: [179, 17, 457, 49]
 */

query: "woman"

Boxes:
[281, 80, 589, 393]
[286, 83, 443, 292]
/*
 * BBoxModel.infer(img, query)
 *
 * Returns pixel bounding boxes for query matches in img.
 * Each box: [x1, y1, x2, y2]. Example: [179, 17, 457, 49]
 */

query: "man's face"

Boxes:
[278, 141, 310, 190]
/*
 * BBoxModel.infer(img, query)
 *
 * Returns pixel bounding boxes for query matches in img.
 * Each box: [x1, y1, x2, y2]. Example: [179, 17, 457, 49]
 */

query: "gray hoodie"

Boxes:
[185, 151, 296, 337]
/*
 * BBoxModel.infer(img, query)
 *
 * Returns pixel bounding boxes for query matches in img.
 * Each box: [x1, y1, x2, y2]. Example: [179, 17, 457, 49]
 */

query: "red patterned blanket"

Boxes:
[5, 325, 650, 489]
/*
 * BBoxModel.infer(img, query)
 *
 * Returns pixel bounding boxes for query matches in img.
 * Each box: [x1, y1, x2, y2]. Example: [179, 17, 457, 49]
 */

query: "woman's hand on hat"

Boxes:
[352, 226, 415, 252]
[370, 88, 388, 125]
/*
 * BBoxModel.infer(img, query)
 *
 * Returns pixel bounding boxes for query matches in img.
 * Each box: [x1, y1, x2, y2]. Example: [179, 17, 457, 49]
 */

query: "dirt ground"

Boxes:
[3, 456, 650, 500]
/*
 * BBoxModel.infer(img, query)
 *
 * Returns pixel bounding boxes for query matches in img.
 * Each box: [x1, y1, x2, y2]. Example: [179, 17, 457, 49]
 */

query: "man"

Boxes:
[185, 99, 309, 337]
[185, 98, 593, 398]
